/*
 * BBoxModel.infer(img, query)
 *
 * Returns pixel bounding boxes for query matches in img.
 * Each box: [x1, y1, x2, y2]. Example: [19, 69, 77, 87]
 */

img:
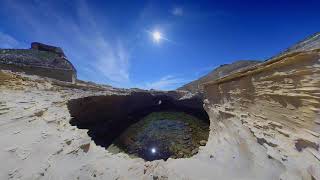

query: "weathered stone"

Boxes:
[79, 143, 90, 153]
[31, 42, 66, 57]
[183, 136, 190, 140]
[199, 140, 207, 146]
[0, 43, 77, 83]
[191, 148, 198, 155]
[202, 34, 320, 180]
[178, 60, 261, 93]
[177, 151, 184, 158]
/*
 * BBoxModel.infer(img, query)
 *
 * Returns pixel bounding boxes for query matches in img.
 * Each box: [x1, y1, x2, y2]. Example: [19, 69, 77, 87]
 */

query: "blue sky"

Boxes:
[0, 0, 319, 90]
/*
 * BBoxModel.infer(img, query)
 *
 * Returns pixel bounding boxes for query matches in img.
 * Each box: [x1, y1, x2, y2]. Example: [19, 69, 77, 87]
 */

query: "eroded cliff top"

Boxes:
[179, 32, 320, 93]
[0, 43, 76, 72]
[178, 60, 261, 93]
[202, 32, 320, 87]
[276, 32, 320, 56]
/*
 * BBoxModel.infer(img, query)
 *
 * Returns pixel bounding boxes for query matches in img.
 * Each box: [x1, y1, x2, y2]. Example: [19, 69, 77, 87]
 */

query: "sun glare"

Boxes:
[152, 31, 162, 42]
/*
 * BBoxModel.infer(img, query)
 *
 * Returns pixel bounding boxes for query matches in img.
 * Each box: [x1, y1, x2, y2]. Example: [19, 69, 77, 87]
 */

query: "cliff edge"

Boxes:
[0, 42, 77, 83]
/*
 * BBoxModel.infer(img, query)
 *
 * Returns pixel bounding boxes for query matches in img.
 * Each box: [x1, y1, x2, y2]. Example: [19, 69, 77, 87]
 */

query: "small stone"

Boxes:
[199, 140, 207, 146]
[183, 149, 191, 154]
[79, 143, 90, 153]
[183, 136, 190, 140]
[240, 114, 247, 118]
[65, 140, 72, 145]
[182, 141, 189, 145]
[177, 151, 184, 158]
[191, 148, 198, 155]
[170, 155, 177, 159]
[153, 176, 159, 180]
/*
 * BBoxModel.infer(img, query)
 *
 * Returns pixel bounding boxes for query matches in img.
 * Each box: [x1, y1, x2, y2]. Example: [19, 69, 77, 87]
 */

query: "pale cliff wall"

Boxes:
[203, 50, 320, 179]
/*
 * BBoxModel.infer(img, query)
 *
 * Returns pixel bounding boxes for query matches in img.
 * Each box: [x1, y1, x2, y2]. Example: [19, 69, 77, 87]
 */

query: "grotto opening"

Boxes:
[67, 91, 210, 161]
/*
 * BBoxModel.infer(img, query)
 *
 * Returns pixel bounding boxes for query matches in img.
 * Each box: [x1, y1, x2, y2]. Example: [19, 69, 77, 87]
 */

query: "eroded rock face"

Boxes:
[178, 60, 261, 93]
[0, 43, 77, 82]
[31, 42, 66, 58]
[276, 32, 320, 57]
[203, 50, 320, 179]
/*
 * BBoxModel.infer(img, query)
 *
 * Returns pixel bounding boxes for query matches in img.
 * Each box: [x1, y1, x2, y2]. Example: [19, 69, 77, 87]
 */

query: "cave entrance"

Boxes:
[67, 92, 209, 161]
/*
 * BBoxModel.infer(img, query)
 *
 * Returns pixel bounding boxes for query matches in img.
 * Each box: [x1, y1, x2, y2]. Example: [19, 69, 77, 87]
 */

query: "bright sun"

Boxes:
[152, 31, 162, 42]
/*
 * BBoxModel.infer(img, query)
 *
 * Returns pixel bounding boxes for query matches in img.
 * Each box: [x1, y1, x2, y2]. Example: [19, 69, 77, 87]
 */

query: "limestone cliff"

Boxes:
[178, 60, 261, 93]
[277, 32, 320, 56]
[179, 32, 320, 94]
[203, 49, 320, 180]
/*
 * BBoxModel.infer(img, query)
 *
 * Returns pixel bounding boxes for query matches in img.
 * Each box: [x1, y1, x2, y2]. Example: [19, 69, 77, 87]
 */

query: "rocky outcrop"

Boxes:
[31, 42, 66, 58]
[178, 60, 261, 93]
[203, 49, 320, 179]
[0, 43, 77, 83]
[276, 32, 320, 56]
[179, 32, 320, 94]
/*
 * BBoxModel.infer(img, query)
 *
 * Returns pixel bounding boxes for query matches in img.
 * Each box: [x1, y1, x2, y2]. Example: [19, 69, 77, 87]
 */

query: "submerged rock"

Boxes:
[199, 140, 207, 146]
[191, 148, 199, 155]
